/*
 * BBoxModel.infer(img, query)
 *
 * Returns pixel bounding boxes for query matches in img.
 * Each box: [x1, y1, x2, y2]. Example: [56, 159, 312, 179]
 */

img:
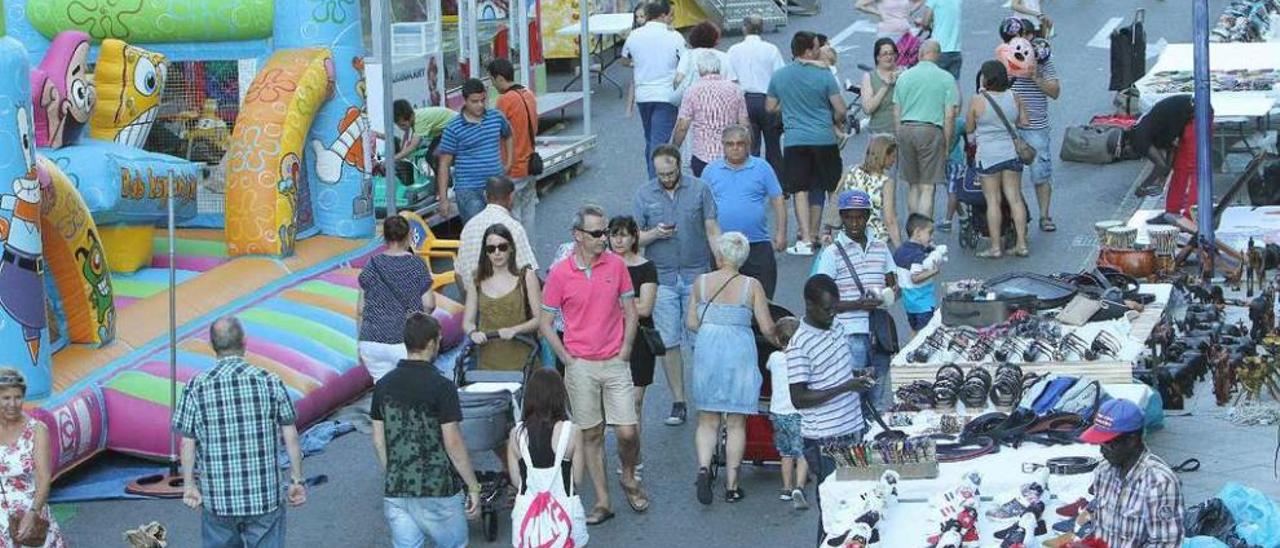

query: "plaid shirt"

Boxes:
[1091, 450, 1185, 548]
[677, 74, 748, 162]
[172, 356, 297, 516]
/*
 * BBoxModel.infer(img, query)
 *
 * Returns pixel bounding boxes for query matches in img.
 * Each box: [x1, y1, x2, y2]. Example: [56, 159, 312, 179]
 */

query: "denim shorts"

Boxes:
[975, 157, 1024, 176]
[654, 277, 695, 348]
[384, 493, 468, 548]
[1019, 127, 1054, 185]
[770, 413, 804, 458]
[907, 310, 936, 331]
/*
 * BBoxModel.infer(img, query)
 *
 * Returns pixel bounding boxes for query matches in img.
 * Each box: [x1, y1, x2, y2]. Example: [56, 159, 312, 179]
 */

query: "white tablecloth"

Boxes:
[1136, 42, 1280, 114]
[555, 13, 635, 36]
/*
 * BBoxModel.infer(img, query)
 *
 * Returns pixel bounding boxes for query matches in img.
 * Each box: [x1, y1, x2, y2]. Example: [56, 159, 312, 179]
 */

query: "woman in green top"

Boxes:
[860, 38, 902, 135]
[463, 224, 542, 371]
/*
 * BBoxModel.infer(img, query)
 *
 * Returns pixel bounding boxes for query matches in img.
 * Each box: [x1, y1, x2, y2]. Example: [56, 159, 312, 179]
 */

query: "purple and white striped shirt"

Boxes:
[813, 231, 894, 336]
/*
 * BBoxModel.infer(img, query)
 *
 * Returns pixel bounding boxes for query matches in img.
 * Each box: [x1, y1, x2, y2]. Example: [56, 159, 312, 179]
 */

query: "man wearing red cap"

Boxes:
[1080, 399, 1184, 547]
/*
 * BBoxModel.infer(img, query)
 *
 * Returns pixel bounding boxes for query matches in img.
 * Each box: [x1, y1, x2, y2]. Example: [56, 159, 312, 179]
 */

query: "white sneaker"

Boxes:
[779, 489, 793, 501]
[792, 489, 810, 510]
[786, 242, 815, 256]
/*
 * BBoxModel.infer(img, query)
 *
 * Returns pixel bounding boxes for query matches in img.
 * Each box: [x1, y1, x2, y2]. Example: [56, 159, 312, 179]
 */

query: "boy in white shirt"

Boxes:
[767, 317, 809, 510]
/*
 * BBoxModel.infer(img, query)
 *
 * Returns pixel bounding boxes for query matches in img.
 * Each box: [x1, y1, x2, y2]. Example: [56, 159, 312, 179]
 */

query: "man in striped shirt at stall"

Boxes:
[787, 273, 874, 544]
[436, 78, 513, 222]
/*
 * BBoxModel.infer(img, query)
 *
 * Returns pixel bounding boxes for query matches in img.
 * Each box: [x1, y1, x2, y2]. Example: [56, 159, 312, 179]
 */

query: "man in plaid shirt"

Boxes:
[173, 316, 306, 547]
[1081, 399, 1184, 548]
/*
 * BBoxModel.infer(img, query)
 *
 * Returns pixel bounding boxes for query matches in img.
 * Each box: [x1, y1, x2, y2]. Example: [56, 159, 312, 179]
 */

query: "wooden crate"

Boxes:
[835, 461, 938, 481]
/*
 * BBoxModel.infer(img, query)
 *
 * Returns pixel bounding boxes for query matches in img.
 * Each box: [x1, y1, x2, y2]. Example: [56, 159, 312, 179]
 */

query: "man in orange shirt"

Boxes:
[487, 58, 540, 234]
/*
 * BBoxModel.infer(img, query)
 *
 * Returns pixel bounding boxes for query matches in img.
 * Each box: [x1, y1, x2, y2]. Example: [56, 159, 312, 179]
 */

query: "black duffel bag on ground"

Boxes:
[1061, 125, 1125, 164]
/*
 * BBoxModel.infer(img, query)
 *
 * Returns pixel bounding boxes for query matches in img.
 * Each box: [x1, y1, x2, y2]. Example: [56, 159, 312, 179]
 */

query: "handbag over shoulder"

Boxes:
[981, 90, 1037, 165]
[833, 242, 900, 354]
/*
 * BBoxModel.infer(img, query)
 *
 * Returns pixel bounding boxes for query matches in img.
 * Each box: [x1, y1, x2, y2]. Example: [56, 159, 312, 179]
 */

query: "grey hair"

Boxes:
[210, 316, 246, 356]
[742, 15, 763, 35]
[695, 50, 722, 76]
[572, 203, 606, 230]
[719, 231, 750, 269]
[721, 124, 750, 141]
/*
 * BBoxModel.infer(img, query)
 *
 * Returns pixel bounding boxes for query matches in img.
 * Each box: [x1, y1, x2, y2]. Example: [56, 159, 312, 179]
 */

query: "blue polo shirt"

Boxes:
[767, 62, 841, 147]
[633, 175, 718, 286]
[438, 108, 512, 190]
[701, 156, 782, 243]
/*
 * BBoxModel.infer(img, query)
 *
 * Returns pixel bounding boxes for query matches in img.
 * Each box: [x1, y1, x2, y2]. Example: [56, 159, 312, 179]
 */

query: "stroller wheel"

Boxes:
[483, 509, 499, 541]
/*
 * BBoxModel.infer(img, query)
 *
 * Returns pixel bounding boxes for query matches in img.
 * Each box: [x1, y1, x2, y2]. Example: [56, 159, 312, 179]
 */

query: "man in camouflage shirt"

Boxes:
[372, 312, 482, 548]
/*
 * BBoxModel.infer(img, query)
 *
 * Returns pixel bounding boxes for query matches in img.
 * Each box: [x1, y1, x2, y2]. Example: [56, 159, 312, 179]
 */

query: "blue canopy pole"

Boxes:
[1193, 0, 1214, 261]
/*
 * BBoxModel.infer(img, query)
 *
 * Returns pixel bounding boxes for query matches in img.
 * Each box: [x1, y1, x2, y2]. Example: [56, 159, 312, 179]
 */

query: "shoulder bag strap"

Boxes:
[698, 273, 741, 326]
[980, 90, 1021, 142]
[517, 265, 533, 320]
[368, 257, 419, 311]
[834, 242, 869, 298]
[511, 88, 538, 161]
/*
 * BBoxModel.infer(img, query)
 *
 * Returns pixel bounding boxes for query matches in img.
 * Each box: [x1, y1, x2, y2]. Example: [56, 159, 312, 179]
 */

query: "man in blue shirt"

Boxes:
[634, 144, 722, 425]
[436, 78, 513, 222]
[700, 124, 786, 298]
[767, 31, 847, 257]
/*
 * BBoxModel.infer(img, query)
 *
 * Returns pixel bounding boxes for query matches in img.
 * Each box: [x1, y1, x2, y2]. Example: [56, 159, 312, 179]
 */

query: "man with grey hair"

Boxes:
[455, 175, 539, 292]
[893, 39, 959, 219]
[541, 204, 648, 522]
[701, 124, 786, 298]
[671, 51, 749, 177]
[174, 315, 307, 547]
[727, 15, 785, 177]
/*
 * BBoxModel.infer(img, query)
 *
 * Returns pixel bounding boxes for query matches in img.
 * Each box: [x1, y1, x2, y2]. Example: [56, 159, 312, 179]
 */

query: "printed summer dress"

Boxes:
[0, 418, 65, 548]
[691, 276, 762, 415]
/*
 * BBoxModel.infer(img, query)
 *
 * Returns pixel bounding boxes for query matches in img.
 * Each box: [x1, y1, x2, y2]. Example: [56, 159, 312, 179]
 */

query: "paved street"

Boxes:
[61, 0, 1280, 545]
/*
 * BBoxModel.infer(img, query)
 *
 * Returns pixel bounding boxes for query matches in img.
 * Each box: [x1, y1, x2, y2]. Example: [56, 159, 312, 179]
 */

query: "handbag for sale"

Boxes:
[2, 479, 49, 547]
[834, 245, 899, 354]
[1060, 125, 1124, 164]
[981, 91, 1036, 165]
[941, 291, 1037, 328]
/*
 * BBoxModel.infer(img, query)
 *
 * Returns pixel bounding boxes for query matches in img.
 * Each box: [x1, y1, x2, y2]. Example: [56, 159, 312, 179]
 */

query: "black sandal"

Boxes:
[725, 487, 745, 503]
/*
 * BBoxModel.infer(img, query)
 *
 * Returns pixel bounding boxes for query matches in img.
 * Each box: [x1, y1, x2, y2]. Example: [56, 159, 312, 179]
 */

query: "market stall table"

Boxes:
[556, 13, 634, 96]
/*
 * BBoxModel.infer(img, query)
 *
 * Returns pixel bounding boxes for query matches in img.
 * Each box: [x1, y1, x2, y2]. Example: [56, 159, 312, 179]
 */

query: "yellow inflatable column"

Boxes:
[224, 49, 334, 257]
[36, 156, 115, 345]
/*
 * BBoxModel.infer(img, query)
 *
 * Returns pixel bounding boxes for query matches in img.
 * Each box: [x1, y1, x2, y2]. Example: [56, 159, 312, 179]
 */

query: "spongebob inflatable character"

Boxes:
[90, 39, 168, 148]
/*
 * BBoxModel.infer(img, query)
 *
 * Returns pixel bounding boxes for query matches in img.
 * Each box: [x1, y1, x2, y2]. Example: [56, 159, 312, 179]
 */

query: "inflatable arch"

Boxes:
[37, 155, 114, 346]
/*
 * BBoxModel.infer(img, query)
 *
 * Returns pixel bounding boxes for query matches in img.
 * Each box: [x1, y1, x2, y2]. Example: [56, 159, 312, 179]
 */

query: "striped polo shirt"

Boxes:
[786, 321, 863, 440]
[677, 74, 748, 162]
[438, 108, 512, 190]
[1011, 58, 1059, 131]
[813, 230, 894, 335]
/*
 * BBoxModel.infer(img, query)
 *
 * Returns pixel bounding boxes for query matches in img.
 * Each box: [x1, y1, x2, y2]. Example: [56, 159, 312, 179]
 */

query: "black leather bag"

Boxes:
[941, 292, 1037, 328]
[834, 245, 899, 354]
[1109, 9, 1146, 91]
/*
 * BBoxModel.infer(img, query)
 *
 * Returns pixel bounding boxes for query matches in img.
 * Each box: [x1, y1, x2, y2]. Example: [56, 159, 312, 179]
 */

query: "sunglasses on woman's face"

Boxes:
[484, 243, 511, 254]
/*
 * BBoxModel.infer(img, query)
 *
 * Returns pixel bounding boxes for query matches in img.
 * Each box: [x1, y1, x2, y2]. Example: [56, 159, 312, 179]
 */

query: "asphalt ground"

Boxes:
[61, 0, 1267, 546]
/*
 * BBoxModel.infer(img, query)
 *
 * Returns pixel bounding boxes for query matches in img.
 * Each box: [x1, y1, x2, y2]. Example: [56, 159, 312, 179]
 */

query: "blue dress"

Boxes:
[691, 275, 762, 415]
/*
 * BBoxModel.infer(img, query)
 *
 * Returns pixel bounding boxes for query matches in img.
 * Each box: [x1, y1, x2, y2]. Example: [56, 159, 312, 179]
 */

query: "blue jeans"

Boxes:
[637, 102, 678, 179]
[654, 276, 695, 349]
[1019, 127, 1055, 186]
[803, 430, 864, 545]
[201, 505, 286, 548]
[384, 493, 469, 548]
[455, 187, 487, 223]
[845, 333, 890, 410]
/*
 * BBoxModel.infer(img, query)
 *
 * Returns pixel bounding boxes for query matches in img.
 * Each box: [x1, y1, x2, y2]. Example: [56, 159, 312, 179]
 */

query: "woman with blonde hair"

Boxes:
[823, 134, 901, 247]
[687, 232, 778, 505]
[0, 368, 66, 547]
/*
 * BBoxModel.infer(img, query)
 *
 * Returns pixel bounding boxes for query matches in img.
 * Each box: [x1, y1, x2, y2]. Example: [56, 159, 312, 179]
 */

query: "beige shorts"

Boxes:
[896, 123, 947, 186]
[565, 356, 637, 429]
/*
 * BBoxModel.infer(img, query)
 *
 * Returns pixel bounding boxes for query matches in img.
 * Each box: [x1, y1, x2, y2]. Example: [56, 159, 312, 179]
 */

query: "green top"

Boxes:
[892, 61, 959, 127]
[926, 0, 963, 53]
[414, 107, 458, 138]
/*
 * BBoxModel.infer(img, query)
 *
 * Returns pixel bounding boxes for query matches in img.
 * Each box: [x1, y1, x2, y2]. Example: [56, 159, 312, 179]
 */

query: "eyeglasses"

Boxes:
[879, 50, 899, 58]
[576, 228, 608, 239]
[484, 243, 511, 254]
[655, 170, 681, 181]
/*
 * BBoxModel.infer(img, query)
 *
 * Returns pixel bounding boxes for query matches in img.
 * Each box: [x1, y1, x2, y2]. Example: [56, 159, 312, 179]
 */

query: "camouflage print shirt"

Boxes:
[371, 360, 464, 498]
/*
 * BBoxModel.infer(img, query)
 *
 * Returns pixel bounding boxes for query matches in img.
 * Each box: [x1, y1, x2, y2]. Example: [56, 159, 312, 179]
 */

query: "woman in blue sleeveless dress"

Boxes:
[686, 232, 779, 505]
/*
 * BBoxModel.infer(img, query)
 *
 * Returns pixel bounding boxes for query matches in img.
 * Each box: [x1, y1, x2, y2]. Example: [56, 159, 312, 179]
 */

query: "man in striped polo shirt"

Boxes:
[812, 190, 898, 409]
[787, 273, 873, 543]
[1011, 37, 1061, 232]
[436, 78, 513, 222]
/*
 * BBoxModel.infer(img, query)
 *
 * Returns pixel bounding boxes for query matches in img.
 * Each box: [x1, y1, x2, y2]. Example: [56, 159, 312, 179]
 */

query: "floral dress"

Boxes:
[0, 418, 65, 548]
[823, 165, 890, 242]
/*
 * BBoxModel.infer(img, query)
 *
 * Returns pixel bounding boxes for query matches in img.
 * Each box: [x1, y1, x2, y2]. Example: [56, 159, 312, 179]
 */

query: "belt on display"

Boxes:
[2, 249, 44, 274]
[1022, 456, 1100, 475]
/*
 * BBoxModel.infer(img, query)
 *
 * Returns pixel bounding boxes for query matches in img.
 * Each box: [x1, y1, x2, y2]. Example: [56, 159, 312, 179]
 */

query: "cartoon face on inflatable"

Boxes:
[32, 31, 95, 148]
[998, 37, 1036, 78]
[90, 40, 168, 148]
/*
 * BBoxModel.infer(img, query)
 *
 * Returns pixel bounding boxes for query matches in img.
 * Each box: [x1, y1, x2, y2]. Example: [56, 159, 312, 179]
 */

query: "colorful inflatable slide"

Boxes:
[0, 1, 461, 476]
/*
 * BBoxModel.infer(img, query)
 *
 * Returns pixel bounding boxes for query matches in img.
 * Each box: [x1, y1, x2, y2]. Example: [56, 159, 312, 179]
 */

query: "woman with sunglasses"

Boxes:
[0, 369, 66, 547]
[463, 223, 542, 371]
[860, 38, 901, 137]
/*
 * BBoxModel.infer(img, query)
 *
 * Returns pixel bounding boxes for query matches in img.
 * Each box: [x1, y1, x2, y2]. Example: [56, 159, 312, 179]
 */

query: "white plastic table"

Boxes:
[555, 13, 635, 96]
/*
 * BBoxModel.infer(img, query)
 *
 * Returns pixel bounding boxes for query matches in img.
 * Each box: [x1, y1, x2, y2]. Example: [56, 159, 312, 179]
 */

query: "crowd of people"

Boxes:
[0, 2, 1198, 547]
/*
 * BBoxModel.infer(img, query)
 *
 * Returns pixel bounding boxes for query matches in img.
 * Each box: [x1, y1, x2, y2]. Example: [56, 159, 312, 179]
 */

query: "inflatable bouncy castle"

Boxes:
[0, 1, 464, 475]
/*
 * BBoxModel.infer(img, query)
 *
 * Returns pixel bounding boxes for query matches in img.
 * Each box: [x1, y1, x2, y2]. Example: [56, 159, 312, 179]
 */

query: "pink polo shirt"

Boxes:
[542, 250, 634, 360]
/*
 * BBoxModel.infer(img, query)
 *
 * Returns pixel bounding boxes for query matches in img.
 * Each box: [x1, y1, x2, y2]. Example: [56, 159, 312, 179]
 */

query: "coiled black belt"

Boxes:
[935, 435, 997, 462]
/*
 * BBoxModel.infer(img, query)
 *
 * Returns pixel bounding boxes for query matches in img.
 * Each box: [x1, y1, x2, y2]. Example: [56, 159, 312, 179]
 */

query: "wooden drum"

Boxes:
[1147, 226, 1180, 256]
[1094, 221, 1123, 243]
[1105, 226, 1138, 249]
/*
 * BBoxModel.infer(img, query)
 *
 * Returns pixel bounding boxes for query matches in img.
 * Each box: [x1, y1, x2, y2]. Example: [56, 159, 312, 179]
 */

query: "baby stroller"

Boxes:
[953, 162, 1028, 252]
[711, 303, 794, 478]
[455, 333, 540, 541]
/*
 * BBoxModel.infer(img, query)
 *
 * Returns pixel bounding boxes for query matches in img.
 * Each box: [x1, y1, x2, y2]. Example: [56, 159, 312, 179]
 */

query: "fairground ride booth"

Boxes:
[0, 0, 469, 480]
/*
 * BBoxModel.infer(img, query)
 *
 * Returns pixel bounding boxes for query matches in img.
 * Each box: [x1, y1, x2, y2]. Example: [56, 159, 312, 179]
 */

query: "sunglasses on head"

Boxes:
[484, 242, 511, 254]
[577, 228, 608, 239]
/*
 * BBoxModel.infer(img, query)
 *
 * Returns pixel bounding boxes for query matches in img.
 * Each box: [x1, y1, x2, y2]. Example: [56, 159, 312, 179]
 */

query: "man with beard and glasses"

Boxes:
[1080, 399, 1184, 548]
